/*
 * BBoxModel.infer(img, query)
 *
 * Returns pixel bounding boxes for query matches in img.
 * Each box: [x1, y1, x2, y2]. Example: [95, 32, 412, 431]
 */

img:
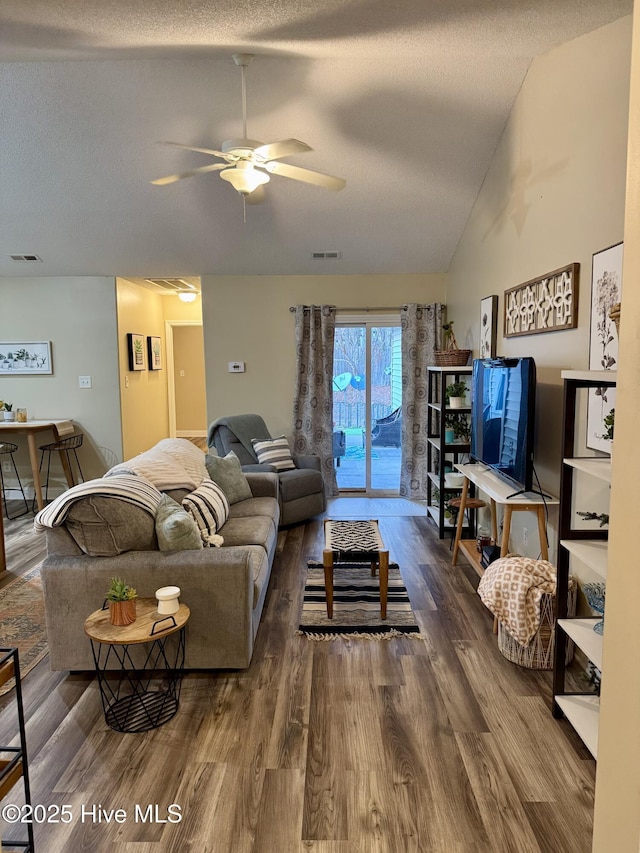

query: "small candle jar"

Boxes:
[155, 585, 181, 615]
[16, 408, 27, 423]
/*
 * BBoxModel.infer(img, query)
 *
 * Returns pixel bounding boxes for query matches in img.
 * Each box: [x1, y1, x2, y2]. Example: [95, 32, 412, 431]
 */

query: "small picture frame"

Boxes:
[127, 333, 146, 371]
[479, 295, 498, 358]
[147, 335, 162, 370]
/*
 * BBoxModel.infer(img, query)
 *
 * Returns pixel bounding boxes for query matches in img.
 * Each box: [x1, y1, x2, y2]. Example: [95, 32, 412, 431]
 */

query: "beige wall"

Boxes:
[593, 6, 640, 850]
[116, 279, 169, 459]
[201, 274, 447, 437]
[0, 276, 122, 490]
[172, 324, 207, 433]
[446, 17, 631, 555]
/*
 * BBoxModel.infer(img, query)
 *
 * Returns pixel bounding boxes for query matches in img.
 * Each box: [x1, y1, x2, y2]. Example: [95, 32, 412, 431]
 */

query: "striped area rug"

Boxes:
[298, 561, 421, 639]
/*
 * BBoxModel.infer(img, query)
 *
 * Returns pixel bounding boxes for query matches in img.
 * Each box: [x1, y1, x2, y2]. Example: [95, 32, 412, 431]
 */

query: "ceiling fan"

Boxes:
[151, 53, 346, 211]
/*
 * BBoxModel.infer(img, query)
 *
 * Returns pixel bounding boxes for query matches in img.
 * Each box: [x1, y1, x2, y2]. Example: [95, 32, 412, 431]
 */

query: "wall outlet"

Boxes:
[522, 527, 528, 547]
[228, 361, 245, 373]
[78, 375, 92, 388]
[2, 461, 11, 474]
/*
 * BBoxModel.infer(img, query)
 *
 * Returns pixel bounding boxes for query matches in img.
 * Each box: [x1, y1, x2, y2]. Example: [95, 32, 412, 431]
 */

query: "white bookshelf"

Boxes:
[555, 695, 600, 759]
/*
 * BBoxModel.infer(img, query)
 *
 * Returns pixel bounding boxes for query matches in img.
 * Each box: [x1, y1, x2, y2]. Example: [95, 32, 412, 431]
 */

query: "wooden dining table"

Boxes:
[0, 419, 77, 572]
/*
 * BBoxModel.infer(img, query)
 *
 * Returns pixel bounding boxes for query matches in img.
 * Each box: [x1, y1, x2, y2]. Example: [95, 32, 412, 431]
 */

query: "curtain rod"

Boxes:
[289, 305, 404, 313]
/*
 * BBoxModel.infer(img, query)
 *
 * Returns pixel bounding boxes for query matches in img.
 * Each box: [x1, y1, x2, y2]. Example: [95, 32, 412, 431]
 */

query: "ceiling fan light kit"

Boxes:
[151, 53, 345, 211]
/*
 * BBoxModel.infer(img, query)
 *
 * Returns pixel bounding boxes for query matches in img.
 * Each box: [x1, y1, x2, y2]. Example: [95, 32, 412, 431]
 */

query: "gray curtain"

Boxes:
[292, 305, 338, 497]
[400, 303, 445, 499]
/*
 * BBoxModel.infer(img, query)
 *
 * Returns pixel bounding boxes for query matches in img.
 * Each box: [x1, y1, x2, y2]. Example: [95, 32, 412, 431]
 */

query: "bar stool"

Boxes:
[0, 442, 30, 519]
[36, 433, 85, 507]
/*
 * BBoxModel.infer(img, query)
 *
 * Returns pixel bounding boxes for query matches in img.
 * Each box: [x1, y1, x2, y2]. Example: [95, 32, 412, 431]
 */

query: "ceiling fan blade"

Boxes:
[151, 162, 229, 186]
[264, 161, 346, 191]
[245, 185, 266, 205]
[253, 139, 312, 162]
[158, 141, 226, 158]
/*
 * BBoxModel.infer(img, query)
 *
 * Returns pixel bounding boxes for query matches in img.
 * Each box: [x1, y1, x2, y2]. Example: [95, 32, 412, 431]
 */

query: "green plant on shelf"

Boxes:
[445, 412, 470, 442]
[445, 381, 467, 403]
[599, 408, 614, 441]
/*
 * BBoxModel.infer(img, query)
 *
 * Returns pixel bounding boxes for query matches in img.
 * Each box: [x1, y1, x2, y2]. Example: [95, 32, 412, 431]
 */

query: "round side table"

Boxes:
[84, 598, 190, 733]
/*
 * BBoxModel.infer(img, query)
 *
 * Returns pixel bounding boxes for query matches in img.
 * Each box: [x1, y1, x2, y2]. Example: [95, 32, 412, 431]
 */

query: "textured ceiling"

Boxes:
[0, 0, 632, 278]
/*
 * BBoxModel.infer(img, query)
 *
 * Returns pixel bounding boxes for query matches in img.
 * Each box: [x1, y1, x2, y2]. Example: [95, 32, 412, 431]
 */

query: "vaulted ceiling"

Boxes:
[0, 0, 632, 278]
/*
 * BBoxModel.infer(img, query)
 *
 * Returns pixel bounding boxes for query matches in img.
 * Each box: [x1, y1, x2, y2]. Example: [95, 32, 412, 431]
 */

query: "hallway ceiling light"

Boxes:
[178, 292, 198, 303]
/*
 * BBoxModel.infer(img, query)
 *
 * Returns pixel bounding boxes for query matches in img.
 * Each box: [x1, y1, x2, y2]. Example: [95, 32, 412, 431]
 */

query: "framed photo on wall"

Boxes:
[587, 241, 623, 452]
[147, 336, 162, 370]
[127, 333, 146, 371]
[0, 341, 52, 374]
[480, 295, 498, 358]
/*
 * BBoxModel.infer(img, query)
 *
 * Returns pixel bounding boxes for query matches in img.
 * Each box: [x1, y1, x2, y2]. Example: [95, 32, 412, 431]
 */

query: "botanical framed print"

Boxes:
[127, 333, 146, 371]
[147, 335, 162, 370]
[0, 341, 52, 374]
[587, 241, 623, 452]
[480, 295, 498, 358]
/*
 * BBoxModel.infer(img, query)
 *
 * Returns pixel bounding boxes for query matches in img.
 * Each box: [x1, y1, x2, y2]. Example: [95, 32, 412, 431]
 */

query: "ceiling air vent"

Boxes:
[311, 251, 342, 260]
[9, 254, 42, 262]
[144, 278, 197, 293]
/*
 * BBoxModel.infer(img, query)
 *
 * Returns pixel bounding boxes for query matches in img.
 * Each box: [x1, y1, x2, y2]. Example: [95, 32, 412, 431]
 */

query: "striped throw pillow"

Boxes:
[182, 479, 229, 544]
[251, 436, 296, 471]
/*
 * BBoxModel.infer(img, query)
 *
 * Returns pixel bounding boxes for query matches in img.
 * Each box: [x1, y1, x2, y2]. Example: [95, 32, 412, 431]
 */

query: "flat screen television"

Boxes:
[470, 356, 537, 493]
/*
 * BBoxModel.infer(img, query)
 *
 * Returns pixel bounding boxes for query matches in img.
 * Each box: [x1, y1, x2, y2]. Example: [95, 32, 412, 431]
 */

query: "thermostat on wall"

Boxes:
[228, 361, 246, 373]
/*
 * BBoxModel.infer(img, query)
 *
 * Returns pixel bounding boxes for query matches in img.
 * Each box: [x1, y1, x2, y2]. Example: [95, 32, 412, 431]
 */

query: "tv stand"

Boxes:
[452, 462, 558, 578]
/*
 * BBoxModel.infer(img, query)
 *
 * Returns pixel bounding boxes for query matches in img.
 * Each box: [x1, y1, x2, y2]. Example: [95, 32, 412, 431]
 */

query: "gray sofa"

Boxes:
[40, 467, 280, 672]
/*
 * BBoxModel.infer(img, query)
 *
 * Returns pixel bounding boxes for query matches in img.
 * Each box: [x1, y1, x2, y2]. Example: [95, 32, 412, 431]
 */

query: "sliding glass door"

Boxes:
[333, 317, 401, 494]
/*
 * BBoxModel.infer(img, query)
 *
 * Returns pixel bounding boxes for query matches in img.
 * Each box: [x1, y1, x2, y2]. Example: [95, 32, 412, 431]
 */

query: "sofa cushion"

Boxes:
[218, 515, 274, 550]
[251, 436, 296, 471]
[204, 451, 252, 504]
[278, 468, 324, 503]
[155, 494, 203, 552]
[64, 496, 157, 556]
[183, 479, 230, 542]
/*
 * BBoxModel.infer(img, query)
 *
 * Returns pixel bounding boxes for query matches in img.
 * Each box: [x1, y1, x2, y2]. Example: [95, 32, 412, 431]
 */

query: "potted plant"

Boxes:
[445, 412, 471, 443]
[106, 577, 138, 626]
[445, 381, 467, 409]
[2, 402, 15, 422]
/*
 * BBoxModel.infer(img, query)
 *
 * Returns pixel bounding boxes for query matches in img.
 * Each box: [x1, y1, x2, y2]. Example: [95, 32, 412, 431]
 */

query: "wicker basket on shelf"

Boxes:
[433, 348, 472, 366]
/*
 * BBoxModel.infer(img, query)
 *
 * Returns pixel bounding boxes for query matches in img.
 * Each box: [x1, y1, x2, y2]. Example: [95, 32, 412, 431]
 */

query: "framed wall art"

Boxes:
[0, 341, 52, 374]
[127, 333, 146, 371]
[587, 241, 623, 452]
[504, 263, 579, 337]
[479, 295, 498, 358]
[147, 335, 162, 370]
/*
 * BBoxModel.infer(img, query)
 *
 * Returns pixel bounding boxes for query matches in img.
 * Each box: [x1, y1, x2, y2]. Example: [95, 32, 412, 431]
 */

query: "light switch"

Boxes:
[79, 375, 92, 388]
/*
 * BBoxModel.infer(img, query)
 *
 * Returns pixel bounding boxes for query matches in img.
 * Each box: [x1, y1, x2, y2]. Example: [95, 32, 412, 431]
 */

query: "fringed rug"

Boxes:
[298, 561, 422, 639]
[0, 564, 47, 695]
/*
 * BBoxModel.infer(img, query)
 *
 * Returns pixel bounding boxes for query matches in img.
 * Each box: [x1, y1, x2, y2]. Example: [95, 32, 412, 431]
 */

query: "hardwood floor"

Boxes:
[0, 502, 595, 852]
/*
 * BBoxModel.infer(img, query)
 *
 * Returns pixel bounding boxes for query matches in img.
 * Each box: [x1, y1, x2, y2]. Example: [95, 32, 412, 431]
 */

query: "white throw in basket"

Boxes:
[498, 578, 577, 670]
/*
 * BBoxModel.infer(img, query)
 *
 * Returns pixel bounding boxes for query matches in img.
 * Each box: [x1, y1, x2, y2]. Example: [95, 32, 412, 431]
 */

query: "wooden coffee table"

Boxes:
[322, 519, 389, 619]
[84, 598, 190, 733]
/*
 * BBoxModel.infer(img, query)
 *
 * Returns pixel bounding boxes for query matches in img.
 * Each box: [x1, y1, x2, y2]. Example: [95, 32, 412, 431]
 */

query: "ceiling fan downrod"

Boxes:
[232, 53, 254, 140]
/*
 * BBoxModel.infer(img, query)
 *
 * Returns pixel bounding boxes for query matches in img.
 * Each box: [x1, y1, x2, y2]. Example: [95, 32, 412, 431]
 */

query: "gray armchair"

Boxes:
[207, 414, 326, 527]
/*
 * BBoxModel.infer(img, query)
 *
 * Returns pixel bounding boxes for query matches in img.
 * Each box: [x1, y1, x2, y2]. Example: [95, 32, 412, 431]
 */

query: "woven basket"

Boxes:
[498, 578, 576, 670]
[433, 349, 472, 367]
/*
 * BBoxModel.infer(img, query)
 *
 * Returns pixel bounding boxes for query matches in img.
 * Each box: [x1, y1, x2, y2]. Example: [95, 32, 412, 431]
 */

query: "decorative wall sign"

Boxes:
[0, 341, 52, 374]
[147, 336, 162, 370]
[587, 242, 623, 452]
[504, 263, 579, 337]
[127, 333, 146, 371]
[479, 295, 498, 358]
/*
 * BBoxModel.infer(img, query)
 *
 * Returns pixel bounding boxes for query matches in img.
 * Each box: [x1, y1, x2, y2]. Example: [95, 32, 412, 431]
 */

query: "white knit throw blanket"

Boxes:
[34, 474, 163, 531]
[477, 555, 557, 645]
[107, 438, 208, 491]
